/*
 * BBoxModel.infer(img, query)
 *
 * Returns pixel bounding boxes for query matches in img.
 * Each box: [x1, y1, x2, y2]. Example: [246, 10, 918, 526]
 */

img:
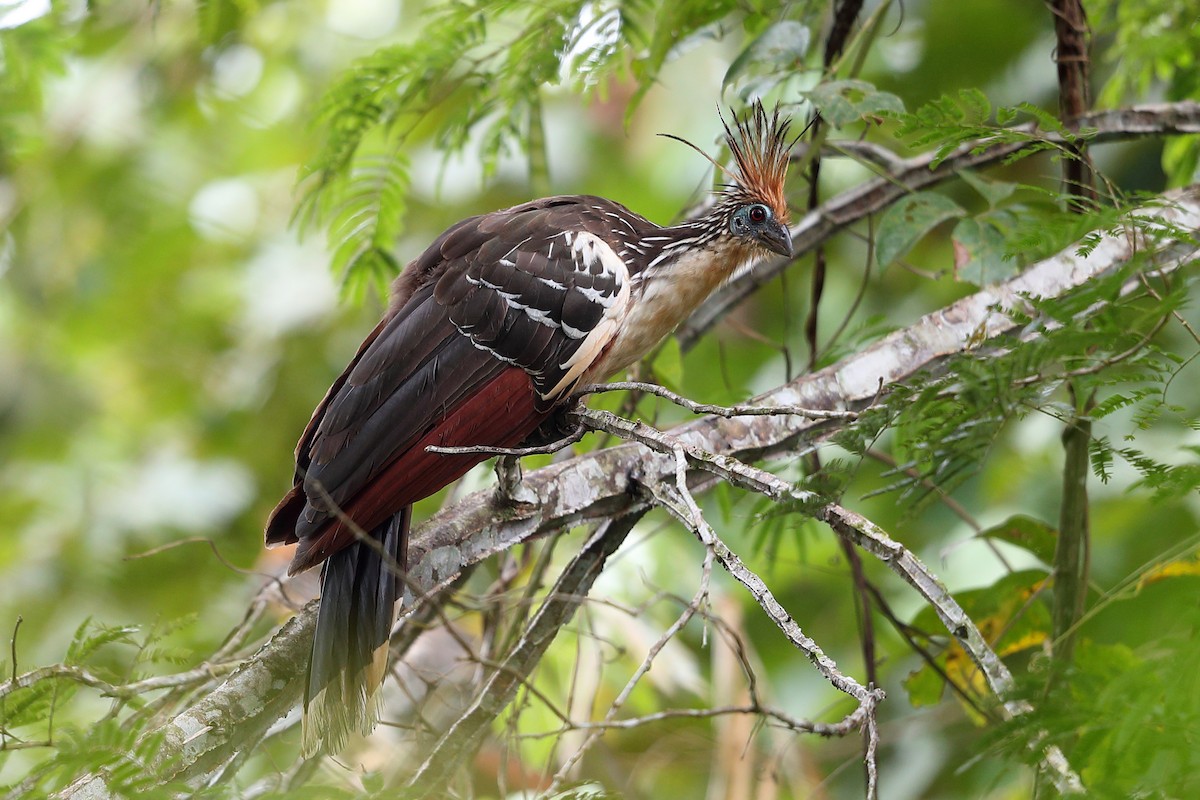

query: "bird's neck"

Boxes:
[631, 204, 736, 277]
[592, 215, 754, 380]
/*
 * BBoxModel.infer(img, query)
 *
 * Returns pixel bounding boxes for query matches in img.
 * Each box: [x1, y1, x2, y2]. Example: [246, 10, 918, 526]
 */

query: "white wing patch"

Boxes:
[545, 231, 631, 399]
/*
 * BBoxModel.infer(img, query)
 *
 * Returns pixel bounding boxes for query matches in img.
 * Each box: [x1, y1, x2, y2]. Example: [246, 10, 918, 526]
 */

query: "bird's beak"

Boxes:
[759, 221, 793, 258]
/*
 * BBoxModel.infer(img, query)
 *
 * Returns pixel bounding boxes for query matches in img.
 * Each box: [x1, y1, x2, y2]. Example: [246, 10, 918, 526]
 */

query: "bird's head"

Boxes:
[666, 102, 795, 259]
[719, 102, 794, 258]
[727, 199, 792, 259]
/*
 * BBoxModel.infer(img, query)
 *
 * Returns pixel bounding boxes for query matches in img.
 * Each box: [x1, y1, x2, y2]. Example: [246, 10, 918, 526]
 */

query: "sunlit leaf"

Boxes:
[805, 79, 904, 127]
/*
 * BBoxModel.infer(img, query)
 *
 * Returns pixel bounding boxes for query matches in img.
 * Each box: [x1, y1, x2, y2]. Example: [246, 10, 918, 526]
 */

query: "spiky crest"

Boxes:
[660, 101, 794, 224]
[719, 102, 792, 222]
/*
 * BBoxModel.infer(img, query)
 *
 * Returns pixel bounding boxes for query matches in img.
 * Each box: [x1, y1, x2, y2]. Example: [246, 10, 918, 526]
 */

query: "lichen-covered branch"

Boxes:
[648, 443, 882, 799]
[579, 403, 1077, 793]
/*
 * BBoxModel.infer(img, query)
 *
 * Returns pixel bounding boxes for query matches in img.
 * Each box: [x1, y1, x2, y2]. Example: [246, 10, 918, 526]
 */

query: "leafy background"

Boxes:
[1, 0, 1198, 797]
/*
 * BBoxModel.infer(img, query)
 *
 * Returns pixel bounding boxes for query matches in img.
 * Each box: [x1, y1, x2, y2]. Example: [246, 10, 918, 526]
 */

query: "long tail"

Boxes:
[301, 506, 410, 757]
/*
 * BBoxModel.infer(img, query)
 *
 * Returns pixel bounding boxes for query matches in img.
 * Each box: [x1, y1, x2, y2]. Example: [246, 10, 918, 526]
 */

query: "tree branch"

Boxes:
[647, 442, 882, 799]
[578, 399, 1077, 792]
[407, 513, 644, 795]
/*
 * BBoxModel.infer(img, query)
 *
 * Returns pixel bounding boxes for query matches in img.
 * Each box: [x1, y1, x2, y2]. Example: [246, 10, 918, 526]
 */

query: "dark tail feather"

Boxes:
[301, 506, 409, 757]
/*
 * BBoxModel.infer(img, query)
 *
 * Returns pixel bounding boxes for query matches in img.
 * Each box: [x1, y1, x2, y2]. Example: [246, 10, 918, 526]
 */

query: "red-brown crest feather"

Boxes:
[659, 102, 794, 221]
[720, 101, 793, 222]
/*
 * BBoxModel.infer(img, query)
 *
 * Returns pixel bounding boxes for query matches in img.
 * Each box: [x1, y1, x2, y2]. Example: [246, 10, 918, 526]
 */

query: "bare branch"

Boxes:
[407, 513, 644, 795]
[647, 443, 881, 800]
[576, 397, 1079, 793]
[577, 380, 860, 420]
[523, 702, 853, 737]
[425, 423, 587, 458]
[0, 662, 237, 704]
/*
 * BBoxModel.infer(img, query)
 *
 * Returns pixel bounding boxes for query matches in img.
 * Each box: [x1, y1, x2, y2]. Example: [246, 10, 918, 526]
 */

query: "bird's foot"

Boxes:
[494, 454, 538, 507]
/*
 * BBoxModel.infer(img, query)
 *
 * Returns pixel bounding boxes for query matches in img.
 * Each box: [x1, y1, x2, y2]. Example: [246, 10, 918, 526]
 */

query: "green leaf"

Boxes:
[324, 152, 409, 296]
[903, 654, 948, 707]
[979, 514, 1058, 564]
[952, 216, 1014, 286]
[66, 620, 138, 665]
[1090, 436, 1115, 483]
[1091, 388, 1159, 421]
[958, 170, 1017, 208]
[723, 20, 810, 91]
[1162, 134, 1200, 188]
[875, 192, 965, 267]
[805, 79, 905, 128]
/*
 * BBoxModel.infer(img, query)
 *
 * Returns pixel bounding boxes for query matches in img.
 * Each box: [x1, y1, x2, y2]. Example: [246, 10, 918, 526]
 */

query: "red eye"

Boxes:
[748, 205, 767, 223]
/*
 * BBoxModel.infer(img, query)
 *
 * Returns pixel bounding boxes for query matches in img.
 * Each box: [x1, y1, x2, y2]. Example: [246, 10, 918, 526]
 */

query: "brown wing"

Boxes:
[433, 196, 633, 398]
[266, 196, 636, 574]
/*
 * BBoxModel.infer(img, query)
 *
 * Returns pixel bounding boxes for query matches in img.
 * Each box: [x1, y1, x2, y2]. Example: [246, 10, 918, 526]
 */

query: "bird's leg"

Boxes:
[520, 398, 585, 448]
[494, 454, 536, 506]
[494, 399, 584, 507]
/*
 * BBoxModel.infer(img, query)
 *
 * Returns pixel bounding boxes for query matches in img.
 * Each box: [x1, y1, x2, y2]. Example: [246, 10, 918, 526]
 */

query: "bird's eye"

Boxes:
[748, 204, 768, 224]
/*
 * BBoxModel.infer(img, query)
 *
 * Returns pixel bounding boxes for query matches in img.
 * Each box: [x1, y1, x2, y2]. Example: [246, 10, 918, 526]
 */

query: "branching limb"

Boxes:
[647, 442, 882, 800]
[0, 662, 238, 705]
[827, 510, 1081, 792]
[574, 405, 1079, 794]
[407, 512, 644, 795]
[524, 702, 857, 737]
[577, 407, 816, 503]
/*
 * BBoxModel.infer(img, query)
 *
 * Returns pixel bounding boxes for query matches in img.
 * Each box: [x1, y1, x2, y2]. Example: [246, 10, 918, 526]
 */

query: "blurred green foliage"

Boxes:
[1, 0, 1199, 797]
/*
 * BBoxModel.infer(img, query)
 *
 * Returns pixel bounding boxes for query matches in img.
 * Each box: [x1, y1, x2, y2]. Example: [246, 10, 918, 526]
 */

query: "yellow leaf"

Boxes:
[1136, 552, 1200, 590]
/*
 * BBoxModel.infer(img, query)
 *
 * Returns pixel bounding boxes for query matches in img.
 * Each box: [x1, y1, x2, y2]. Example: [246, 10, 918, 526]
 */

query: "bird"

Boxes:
[265, 102, 795, 756]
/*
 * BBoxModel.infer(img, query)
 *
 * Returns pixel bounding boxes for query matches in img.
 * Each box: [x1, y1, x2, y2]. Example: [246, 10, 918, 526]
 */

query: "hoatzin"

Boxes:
[266, 102, 794, 755]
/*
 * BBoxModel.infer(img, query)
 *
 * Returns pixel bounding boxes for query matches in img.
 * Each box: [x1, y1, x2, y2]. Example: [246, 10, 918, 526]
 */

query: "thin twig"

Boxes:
[425, 423, 587, 458]
[647, 442, 883, 800]
[522, 702, 866, 739]
[574, 405, 1079, 793]
[576, 381, 859, 421]
[0, 662, 236, 703]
